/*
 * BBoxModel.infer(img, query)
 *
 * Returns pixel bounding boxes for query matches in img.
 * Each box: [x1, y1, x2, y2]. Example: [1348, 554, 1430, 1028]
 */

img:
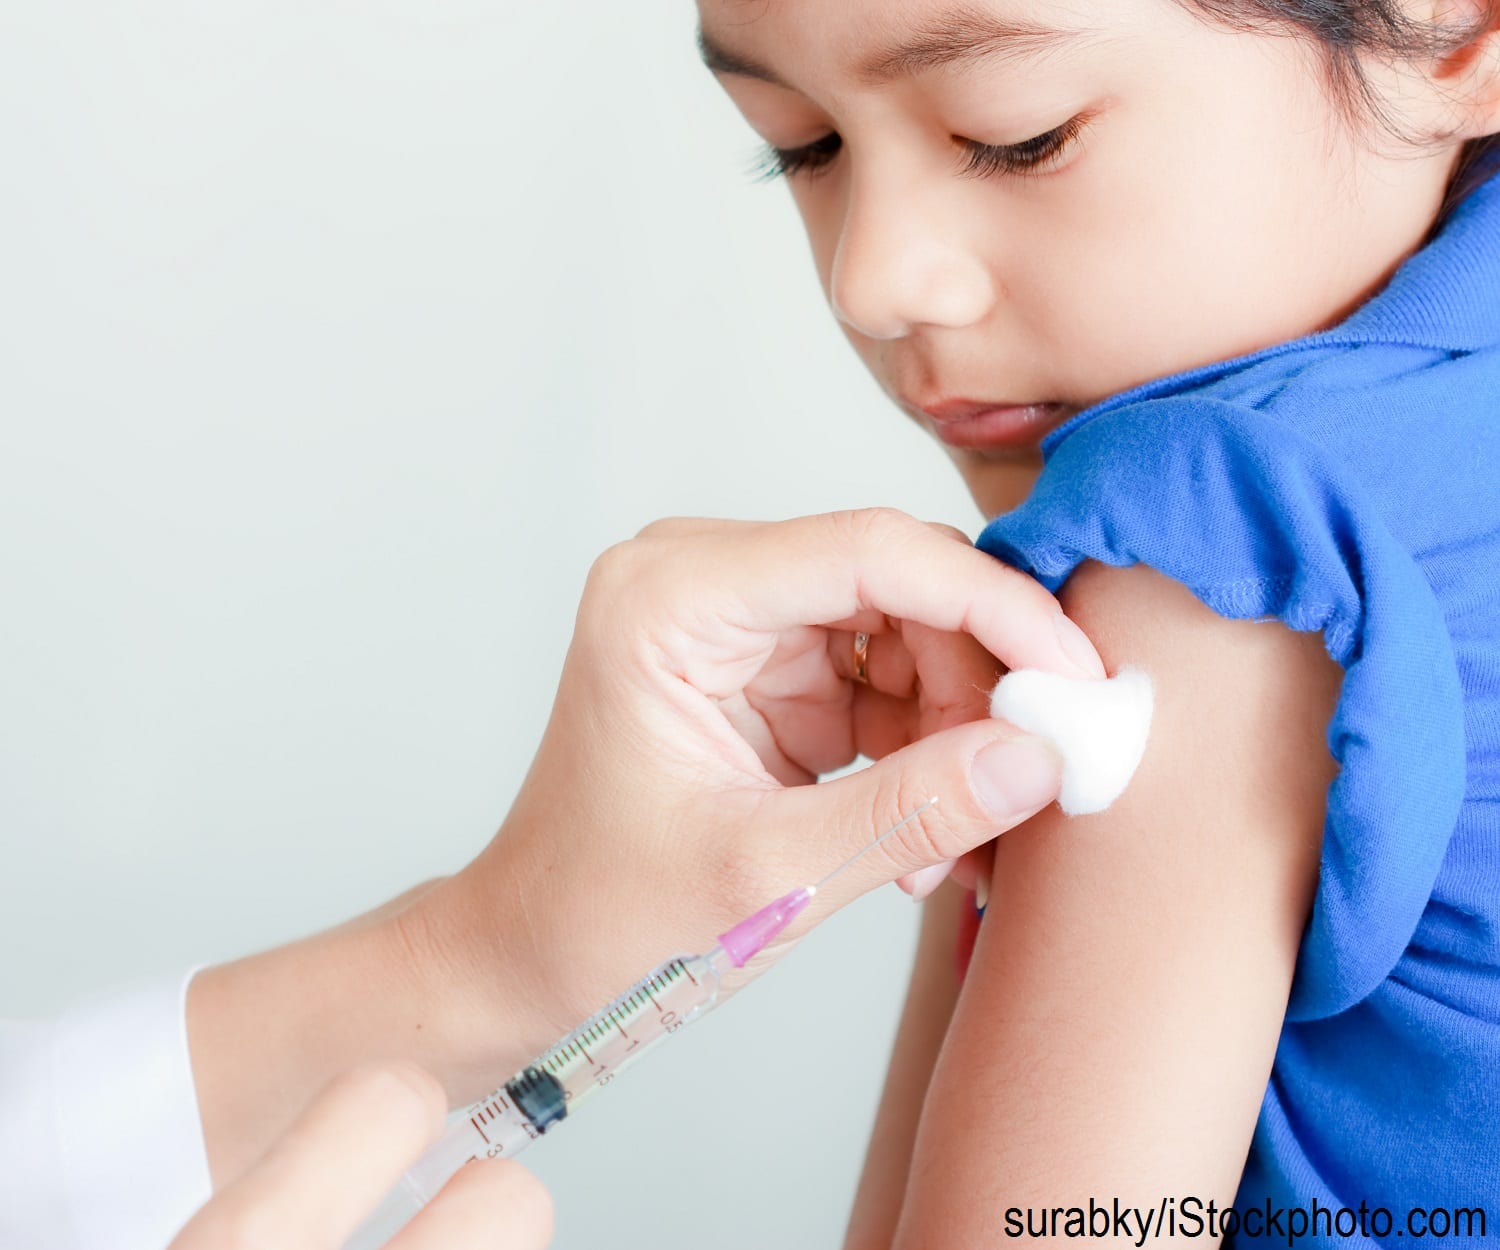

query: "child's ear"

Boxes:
[1422, 0, 1500, 140]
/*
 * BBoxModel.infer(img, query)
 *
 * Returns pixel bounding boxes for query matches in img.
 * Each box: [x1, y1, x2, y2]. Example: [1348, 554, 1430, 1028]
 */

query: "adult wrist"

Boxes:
[391, 864, 561, 1096]
[186, 876, 537, 1189]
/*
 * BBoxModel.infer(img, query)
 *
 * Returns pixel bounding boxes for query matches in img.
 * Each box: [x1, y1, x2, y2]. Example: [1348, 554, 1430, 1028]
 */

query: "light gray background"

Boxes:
[0, 4, 986, 1247]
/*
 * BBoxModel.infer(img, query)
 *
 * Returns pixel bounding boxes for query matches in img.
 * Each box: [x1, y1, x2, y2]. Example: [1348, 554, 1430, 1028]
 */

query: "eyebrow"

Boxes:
[697, 6, 1086, 90]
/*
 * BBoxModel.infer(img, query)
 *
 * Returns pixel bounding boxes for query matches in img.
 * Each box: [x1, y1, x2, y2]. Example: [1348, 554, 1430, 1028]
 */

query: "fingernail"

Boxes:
[969, 735, 1063, 820]
[975, 872, 989, 913]
[1053, 609, 1106, 678]
[908, 860, 954, 903]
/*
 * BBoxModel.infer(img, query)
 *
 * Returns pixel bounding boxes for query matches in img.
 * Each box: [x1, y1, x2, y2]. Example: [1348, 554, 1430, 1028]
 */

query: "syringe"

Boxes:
[348, 797, 938, 1247]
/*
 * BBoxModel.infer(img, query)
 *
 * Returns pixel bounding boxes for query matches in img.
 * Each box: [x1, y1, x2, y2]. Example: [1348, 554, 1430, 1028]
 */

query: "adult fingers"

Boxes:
[169, 1062, 445, 1250]
[384, 1158, 554, 1250]
[895, 857, 958, 901]
[947, 842, 997, 897]
[893, 617, 1004, 733]
[825, 626, 918, 697]
[612, 509, 1104, 680]
[897, 839, 997, 908]
[755, 717, 1064, 910]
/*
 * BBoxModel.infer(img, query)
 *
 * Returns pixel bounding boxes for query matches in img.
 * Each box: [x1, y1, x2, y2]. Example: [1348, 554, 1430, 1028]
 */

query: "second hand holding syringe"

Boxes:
[358, 797, 939, 1237]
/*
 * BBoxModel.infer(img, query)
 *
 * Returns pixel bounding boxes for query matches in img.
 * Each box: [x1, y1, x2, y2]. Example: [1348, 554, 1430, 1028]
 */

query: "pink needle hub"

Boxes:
[716, 886, 816, 967]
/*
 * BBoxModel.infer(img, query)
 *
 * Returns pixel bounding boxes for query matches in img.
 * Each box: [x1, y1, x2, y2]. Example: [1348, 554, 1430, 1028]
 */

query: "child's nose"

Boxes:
[828, 168, 997, 341]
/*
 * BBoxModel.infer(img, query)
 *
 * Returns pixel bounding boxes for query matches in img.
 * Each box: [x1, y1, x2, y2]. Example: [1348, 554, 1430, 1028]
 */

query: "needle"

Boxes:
[810, 795, 940, 893]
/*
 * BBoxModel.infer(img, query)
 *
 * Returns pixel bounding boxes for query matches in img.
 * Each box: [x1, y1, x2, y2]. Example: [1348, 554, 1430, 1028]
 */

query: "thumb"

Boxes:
[766, 720, 1064, 910]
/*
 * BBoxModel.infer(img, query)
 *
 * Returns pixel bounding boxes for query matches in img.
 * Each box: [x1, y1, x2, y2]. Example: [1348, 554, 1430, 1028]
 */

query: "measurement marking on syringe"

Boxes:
[384, 808, 930, 1221]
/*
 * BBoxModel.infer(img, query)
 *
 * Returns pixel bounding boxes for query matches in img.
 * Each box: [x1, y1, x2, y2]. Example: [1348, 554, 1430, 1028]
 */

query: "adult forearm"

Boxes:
[186, 877, 536, 1189]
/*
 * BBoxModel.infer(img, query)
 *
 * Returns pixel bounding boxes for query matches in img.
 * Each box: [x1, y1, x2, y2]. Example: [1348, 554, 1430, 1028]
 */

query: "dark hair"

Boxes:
[1181, 0, 1500, 226]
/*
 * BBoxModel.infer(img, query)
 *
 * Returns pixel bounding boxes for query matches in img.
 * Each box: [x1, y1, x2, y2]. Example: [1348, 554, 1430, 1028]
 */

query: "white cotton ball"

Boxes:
[989, 666, 1155, 816]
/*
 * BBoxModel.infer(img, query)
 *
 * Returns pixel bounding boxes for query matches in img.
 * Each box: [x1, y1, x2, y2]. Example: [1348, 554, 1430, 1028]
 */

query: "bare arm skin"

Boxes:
[843, 880, 966, 1250]
[868, 560, 1342, 1247]
[187, 887, 534, 1188]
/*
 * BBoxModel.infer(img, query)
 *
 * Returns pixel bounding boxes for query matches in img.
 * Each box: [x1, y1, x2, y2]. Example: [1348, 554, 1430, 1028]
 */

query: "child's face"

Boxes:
[699, 0, 1462, 515]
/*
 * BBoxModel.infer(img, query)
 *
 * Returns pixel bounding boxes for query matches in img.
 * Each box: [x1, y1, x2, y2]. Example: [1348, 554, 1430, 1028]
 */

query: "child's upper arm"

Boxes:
[889, 558, 1343, 1248]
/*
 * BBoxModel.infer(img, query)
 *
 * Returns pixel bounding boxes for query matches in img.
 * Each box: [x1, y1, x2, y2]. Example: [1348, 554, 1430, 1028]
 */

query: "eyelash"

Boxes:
[749, 114, 1088, 184]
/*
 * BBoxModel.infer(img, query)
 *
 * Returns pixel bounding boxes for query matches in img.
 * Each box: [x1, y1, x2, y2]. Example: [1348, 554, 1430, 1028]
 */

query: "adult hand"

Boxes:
[188, 508, 1104, 1185]
[169, 1062, 551, 1250]
[416, 508, 1103, 1054]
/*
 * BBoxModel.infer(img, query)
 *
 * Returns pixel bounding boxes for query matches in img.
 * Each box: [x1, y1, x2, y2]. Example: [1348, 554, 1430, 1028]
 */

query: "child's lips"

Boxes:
[912, 397, 1073, 451]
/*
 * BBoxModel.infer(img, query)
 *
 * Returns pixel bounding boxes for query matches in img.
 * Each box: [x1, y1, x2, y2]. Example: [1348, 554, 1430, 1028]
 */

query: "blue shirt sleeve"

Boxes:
[976, 394, 1467, 1021]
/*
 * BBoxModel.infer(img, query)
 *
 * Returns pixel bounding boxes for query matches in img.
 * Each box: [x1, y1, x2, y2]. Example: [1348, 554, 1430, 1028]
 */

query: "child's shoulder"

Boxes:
[974, 173, 1500, 1018]
[1035, 162, 1500, 491]
[991, 164, 1500, 671]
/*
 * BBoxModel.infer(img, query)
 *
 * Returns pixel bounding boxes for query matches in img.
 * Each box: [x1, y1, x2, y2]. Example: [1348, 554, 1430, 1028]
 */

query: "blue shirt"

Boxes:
[976, 158, 1500, 1244]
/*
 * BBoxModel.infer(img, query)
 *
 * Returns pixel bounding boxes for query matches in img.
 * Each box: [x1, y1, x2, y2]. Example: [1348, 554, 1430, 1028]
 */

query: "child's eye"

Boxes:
[956, 114, 1088, 179]
[749, 132, 843, 183]
[747, 115, 1088, 185]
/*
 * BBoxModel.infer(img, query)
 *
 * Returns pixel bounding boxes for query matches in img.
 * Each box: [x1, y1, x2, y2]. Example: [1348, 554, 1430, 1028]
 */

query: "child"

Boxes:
[699, 0, 1500, 1245]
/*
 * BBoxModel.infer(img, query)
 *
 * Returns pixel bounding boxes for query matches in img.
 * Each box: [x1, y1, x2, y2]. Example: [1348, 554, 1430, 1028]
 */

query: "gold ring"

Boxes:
[852, 631, 870, 684]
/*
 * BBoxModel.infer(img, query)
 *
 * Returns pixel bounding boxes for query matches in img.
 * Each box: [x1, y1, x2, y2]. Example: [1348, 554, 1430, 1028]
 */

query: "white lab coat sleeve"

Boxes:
[0, 967, 214, 1250]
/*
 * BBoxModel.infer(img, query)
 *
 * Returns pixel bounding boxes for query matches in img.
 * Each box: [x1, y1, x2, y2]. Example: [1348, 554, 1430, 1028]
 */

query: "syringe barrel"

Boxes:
[343, 1083, 544, 1248]
[344, 949, 727, 1249]
[531, 950, 724, 1117]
